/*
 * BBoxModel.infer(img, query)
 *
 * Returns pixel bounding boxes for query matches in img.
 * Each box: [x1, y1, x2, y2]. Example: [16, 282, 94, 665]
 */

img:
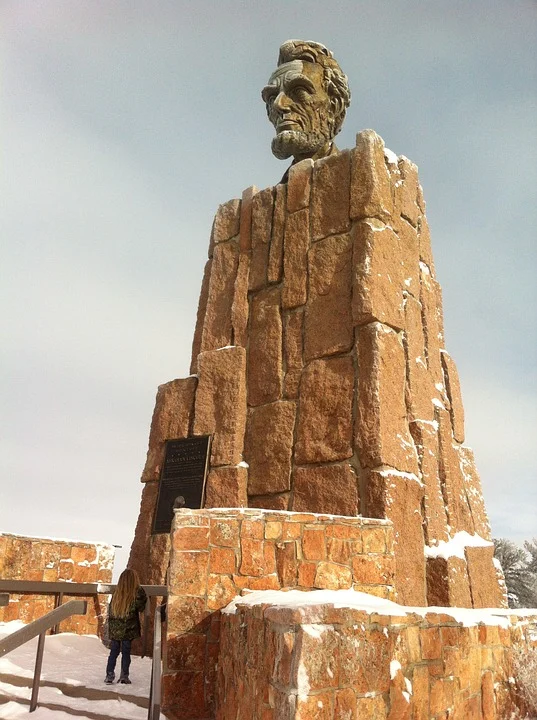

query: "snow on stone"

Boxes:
[424, 531, 493, 560]
[390, 659, 401, 679]
[384, 147, 399, 165]
[419, 261, 430, 275]
[222, 587, 534, 628]
[236, 461, 249, 468]
[215, 345, 237, 351]
[302, 624, 331, 639]
[377, 468, 423, 485]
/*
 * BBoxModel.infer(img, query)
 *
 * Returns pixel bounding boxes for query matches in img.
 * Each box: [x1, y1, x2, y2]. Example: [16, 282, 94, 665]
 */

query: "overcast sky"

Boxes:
[1, 0, 536, 578]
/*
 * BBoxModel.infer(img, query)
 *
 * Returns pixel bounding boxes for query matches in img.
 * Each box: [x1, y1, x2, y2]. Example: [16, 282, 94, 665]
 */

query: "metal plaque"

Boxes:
[152, 435, 211, 534]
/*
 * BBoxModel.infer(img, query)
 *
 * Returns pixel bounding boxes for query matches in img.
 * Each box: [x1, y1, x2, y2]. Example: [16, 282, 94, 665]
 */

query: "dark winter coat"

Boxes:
[108, 587, 147, 642]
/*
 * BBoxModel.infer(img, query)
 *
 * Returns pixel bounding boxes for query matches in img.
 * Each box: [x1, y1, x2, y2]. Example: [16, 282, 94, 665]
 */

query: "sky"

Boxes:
[1, 0, 536, 577]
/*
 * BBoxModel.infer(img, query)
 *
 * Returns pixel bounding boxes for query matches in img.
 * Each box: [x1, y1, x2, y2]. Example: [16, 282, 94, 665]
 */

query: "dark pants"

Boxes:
[106, 639, 131, 677]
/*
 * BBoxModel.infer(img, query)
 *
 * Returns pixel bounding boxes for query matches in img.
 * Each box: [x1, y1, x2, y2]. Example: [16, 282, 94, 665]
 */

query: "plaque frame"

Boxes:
[151, 435, 212, 535]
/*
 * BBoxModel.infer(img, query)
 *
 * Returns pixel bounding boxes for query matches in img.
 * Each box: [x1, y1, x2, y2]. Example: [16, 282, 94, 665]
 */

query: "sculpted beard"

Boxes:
[271, 128, 333, 160]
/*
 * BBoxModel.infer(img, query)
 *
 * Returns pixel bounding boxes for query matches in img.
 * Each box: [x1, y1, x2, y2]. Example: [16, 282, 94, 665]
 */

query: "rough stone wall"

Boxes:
[0, 533, 114, 634]
[217, 597, 537, 720]
[129, 128, 505, 610]
[162, 508, 395, 720]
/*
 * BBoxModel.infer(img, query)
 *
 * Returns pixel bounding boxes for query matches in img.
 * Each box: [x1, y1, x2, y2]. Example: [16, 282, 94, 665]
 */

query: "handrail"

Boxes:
[0, 599, 87, 713]
[0, 580, 167, 597]
[0, 600, 87, 658]
[147, 603, 164, 720]
[0, 593, 8, 607]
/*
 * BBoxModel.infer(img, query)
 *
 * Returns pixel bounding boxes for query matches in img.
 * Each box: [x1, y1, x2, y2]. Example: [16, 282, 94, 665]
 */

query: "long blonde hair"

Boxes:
[110, 568, 140, 618]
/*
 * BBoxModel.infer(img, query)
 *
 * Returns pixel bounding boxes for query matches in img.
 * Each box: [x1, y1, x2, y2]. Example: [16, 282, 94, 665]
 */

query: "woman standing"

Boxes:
[104, 568, 147, 684]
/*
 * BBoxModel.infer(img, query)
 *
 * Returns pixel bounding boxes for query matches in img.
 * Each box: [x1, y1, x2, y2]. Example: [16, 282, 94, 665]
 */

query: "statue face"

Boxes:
[262, 60, 334, 161]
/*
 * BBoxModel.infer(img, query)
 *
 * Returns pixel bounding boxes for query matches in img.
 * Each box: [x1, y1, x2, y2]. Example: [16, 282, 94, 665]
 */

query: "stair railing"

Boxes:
[147, 602, 165, 720]
[0, 599, 88, 712]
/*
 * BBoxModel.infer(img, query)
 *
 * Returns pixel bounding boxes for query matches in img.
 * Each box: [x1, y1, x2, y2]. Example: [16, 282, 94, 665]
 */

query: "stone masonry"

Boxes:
[162, 508, 395, 718]
[129, 129, 505, 611]
[217, 592, 537, 720]
[0, 533, 114, 634]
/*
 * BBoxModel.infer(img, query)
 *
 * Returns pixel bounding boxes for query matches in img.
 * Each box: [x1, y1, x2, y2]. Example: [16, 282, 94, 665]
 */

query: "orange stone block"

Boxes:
[206, 573, 237, 610]
[209, 546, 236, 575]
[239, 539, 265, 577]
[249, 187, 274, 291]
[282, 207, 309, 309]
[169, 551, 209, 596]
[314, 562, 353, 590]
[311, 149, 351, 241]
[362, 527, 387, 554]
[355, 695, 387, 720]
[350, 129, 393, 222]
[276, 541, 298, 587]
[302, 528, 327, 561]
[352, 555, 394, 586]
[304, 233, 353, 360]
[298, 561, 317, 588]
[173, 526, 210, 551]
[247, 288, 283, 406]
[167, 633, 207, 672]
[267, 183, 286, 284]
[287, 158, 313, 213]
[204, 466, 248, 509]
[210, 519, 240, 548]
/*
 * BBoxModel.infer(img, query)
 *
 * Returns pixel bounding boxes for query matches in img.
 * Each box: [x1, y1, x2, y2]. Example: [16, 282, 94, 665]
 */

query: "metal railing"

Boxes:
[147, 603, 165, 720]
[0, 593, 8, 607]
[0, 599, 88, 712]
[0, 580, 168, 655]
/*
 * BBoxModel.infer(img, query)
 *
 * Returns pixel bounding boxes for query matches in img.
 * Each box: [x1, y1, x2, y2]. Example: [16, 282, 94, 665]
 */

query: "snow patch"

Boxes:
[424, 531, 493, 560]
[390, 659, 402, 679]
[384, 147, 399, 165]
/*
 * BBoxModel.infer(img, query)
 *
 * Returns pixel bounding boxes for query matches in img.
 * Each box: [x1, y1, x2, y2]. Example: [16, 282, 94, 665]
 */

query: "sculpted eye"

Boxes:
[262, 87, 277, 104]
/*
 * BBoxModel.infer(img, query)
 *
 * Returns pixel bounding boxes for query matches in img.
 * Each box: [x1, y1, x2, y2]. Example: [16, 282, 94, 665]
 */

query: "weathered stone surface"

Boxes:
[437, 408, 474, 535]
[230, 253, 250, 347]
[410, 421, 449, 545]
[239, 185, 258, 252]
[283, 309, 303, 399]
[295, 356, 354, 464]
[267, 183, 286, 284]
[141, 377, 197, 482]
[245, 401, 296, 495]
[352, 220, 405, 331]
[304, 233, 353, 360]
[426, 555, 472, 607]
[404, 295, 435, 423]
[355, 323, 419, 474]
[249, 187, 273, 291]
[194, 347, 247, 466]
[350, 130, 393, 221]
[291, 464, 359, 515]
[398, 218, 420, 299]
[417, 214, 435, 274]
[365, 470, 426, 605]
[419, 261, 444, 391]
[210, 198, 241, 251]
[396, 157, 420, 227]
[200, 240, 239, 352]
[249, 493, 290, 510]
[441, 351, 465, 443]
[311, 150, 351, 240]
[282, 207, 309, 309]
[287, 158, 313, 213]
[190, 258, 212, 374]
[458, 446, 492, 540]
[247, 287, 283, 406]
[128, 480, 156, 582]
[204, 466, 248, 508]
[465, 545, 503, 608]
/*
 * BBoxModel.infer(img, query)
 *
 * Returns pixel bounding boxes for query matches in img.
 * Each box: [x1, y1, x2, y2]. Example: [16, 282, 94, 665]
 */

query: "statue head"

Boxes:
[262, 40, 351, 164]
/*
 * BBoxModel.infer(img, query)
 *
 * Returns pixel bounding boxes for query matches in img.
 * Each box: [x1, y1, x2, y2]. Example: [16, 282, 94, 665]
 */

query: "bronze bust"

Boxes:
[262, 40, 351, 172]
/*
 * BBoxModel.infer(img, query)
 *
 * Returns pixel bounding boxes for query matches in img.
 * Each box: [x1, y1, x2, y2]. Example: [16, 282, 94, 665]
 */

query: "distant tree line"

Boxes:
[493, 538, 537, 608]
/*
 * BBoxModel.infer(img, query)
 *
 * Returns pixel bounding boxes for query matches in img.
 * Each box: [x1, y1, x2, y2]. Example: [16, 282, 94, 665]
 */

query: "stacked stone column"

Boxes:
[129, 129, 505, 611]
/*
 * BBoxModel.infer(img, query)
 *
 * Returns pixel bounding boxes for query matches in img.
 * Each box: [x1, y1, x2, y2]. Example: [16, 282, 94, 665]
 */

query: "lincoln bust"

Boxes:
[262, 40, 351, 171]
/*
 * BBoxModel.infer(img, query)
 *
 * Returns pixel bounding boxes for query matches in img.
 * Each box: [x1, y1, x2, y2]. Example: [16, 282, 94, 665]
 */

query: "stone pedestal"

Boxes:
[129, 129, 506, 611]
[162, 508, 395, 719]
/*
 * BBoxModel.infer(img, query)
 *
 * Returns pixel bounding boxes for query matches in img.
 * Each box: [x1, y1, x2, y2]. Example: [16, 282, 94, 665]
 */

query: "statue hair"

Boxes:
[277, 40, 351, 136]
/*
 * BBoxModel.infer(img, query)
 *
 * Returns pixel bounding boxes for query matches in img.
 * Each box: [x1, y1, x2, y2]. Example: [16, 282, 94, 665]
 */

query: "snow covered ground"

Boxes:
[0, 621, 155, 719]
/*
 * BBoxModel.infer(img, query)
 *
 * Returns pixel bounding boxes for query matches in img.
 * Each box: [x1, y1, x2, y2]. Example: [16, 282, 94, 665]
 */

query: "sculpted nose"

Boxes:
[273, 92, 290, 111]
